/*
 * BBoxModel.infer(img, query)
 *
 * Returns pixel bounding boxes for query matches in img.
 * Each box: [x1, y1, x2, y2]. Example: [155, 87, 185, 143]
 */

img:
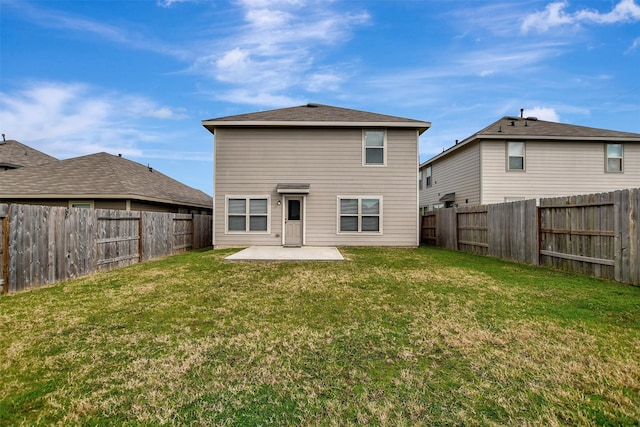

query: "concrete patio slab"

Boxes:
[225, 246, 344, 261]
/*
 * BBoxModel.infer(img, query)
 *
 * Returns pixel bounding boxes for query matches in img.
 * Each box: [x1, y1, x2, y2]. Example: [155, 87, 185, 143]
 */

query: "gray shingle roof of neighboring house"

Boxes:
[0, 152, 212, 209]
[422, 116, 640, 166]
[203, 103, 432, 134]
[477, 116, 640, 140]
[0, 140, 58, 169]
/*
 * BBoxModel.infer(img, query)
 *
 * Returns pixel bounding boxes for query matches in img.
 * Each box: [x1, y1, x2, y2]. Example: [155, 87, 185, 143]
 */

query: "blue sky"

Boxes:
[1, 0, 639, 196]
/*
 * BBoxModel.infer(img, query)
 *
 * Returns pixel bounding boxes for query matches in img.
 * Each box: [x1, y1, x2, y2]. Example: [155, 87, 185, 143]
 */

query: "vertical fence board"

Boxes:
[173, 214, 194, 253]
[437, 208, 458, 250]
[141, 211, 172, 261]
[421, 213, 437, 245]
[456, 206, 488, 256]
[193, 214, 213, 249]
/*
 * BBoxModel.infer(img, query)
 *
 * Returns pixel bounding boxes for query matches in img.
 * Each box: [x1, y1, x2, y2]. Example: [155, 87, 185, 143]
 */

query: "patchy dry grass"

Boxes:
[1, 247, 639, 426]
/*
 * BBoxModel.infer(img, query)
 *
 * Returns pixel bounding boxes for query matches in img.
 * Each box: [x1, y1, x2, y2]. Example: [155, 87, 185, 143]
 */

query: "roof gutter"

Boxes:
[202, 120, 432, 135]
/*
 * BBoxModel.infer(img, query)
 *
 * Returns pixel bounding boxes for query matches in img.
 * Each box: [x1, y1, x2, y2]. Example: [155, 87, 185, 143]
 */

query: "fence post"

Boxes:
[632, 188, 640, 286]
[191, 213, 196, 250]
[2, 212, 8, 294]
[138, 214, 144, 263]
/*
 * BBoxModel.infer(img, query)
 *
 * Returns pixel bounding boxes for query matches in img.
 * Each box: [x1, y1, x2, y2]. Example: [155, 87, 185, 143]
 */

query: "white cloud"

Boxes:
[156, 0, 195, 7]
[0, 81, 187, 158]
[625, 37, 640, 53]
[213, 88, 305, 108]
[306, 72, 344, 93]
[214, 48, 254, 82]
[245, 8, 293, 28]
[190, 1, 370, 106]
[5, 1, 189, 60]
[521, 1, 574, 33]
[575, 0, 640, 24]
[522, 0, 640, 33]
[523, 107, 560, 122]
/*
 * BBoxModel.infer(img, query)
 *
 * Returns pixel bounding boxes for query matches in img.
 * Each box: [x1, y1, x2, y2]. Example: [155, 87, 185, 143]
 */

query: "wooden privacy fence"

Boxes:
[421, 188, 639, 286]
[1, 204, 212, 293]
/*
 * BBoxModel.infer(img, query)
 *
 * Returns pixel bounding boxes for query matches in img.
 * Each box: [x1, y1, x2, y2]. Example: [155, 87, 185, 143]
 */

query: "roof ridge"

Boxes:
[101, 153, 136, 195]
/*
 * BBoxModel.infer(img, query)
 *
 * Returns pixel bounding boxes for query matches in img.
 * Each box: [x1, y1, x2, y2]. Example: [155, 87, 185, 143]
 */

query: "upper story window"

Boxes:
[425, 165, 432, 187]
[363, 130, 386, 166]
[606, 143, 623, 172]
[507, 142, 525, 171]
[418, 170, 423, 190]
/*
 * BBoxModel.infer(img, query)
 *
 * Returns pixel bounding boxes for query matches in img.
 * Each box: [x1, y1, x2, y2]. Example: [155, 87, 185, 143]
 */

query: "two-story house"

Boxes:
[202, 103, 431, 247]
[419, 114, 640, 211]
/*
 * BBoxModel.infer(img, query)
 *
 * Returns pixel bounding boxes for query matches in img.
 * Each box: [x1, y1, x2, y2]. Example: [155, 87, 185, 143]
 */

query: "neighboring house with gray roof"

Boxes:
[202, 103, 431, 247]
[419, 114, 640, 211]
[0, 151, 212, 213]
[0, 139, 58, 170]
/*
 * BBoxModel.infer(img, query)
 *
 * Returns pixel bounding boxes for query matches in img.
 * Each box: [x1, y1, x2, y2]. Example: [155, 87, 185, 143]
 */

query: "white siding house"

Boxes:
[419, 115, 640, 209]
[203, 103, 431, 247]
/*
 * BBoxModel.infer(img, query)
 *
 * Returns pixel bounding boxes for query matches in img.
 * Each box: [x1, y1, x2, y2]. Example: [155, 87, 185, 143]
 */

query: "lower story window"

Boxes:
[338, 196, 382, 233]
[227, 196, 269, 233]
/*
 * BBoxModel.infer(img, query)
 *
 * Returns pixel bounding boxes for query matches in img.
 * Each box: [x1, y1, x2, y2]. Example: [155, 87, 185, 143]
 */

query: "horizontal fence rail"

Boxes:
[0, 204, 212, 293]
[421, 188, 639, 286]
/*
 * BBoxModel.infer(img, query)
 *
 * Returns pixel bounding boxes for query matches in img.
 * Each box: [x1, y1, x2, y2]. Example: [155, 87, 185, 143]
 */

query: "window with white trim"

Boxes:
[507, 142, 525, 171]
[425, 165, 432, 187]
[338, 196, 382, 233]
[363, 130, 386, 166]
[606, 143, 623, 172]
[418, 170, 423, 190]
[226, 196, 269, 233]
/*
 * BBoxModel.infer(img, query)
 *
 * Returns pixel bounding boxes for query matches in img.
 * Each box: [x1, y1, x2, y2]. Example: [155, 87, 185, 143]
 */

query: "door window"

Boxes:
[288, 199, 301, 221]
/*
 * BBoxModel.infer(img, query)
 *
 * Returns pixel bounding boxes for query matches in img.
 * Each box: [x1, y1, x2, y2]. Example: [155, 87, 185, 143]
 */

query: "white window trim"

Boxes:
[605, 143, 624, 173]
[336, 195, 383, 234]
[506, 141, 526, 171]
[425, 165, 432, 187]
[362, 129, 387, 167]
[69, 200, 94, 209]
[225, 195, 271, 234]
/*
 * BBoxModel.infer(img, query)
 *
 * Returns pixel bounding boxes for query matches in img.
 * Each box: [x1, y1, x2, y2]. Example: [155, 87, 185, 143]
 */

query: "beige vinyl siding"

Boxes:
[481, 140, 640, 204]
[420, 142, 481, 209]
[214, 127, 418, 247]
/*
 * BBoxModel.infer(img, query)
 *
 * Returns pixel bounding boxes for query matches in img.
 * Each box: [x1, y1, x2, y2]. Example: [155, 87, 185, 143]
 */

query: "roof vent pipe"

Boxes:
[520, 108, 524, 118]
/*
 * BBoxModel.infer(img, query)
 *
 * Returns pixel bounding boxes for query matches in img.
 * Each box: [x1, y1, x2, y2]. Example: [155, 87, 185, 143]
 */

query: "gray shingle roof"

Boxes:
[202, 103, 431, 134]
[477, 116, 640, 139]
[0, 140, 58, 169]
[0, 152, 212, 209]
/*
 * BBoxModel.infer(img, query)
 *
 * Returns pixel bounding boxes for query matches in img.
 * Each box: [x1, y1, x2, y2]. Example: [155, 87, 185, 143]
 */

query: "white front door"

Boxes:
[284, 197, 303, 246]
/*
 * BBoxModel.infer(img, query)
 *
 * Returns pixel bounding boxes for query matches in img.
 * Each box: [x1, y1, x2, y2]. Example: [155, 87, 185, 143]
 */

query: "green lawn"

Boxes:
[1, 247, 639, 426]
